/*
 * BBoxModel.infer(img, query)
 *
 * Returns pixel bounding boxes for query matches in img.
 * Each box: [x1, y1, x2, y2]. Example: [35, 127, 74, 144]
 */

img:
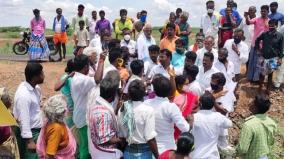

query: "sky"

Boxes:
[1, 0, 284, 28]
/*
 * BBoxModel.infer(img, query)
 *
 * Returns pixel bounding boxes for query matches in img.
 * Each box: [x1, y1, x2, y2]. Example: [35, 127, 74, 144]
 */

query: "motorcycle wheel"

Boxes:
[13, 41, 29, 55]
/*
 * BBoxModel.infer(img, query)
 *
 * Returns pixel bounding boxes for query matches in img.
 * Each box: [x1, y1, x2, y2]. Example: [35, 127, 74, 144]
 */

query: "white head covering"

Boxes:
[82, 47, 98, 57]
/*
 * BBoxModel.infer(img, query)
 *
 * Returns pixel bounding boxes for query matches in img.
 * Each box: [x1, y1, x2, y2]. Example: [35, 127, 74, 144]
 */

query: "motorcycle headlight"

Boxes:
[20, 32, 24, 35]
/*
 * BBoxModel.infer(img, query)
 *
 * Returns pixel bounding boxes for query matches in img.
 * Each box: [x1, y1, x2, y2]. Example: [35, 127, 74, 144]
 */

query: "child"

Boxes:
[73, 20, 89, 55]
[119, 46, 130, 83]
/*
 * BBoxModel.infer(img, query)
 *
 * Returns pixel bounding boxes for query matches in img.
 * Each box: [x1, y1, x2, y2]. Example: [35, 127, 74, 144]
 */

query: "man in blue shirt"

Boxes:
[269, 2, 284, 26]
[220, 0, 242, 26]
[171, 39, 186, 70]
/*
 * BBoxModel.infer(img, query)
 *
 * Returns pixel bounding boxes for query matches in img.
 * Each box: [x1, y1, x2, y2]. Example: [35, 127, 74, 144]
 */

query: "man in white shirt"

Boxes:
[89, 10, 97, 41]
[197, 52, 220, 91]
[183, 65, 203, 97]
[191, 93, 232, 159]
[238, 6, 256, 47]
[71, 54, 104, 159]
[123, 59, 144, 94]
[224, 29, 249, 81]
[14, 62, 44, 158]
[195, 36, 218, 67]
[144, 76, 189, 154]
[144, 45, 159, 78]
[149, 49, 172, 79]
[120, 28, 137, 62]
[137, 23, 156, 61]
[200, 0, 220, 45]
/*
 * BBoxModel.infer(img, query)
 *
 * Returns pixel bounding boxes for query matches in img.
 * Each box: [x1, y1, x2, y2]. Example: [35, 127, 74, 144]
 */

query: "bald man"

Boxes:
[136, 23, 156, 61]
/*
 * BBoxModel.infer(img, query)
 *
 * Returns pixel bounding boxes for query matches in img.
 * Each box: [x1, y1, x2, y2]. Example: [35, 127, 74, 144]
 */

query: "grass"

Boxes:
[0, 26, 200, 55]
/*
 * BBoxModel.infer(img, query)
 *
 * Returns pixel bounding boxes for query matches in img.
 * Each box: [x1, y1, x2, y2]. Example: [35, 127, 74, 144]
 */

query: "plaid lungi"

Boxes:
[28, 33, 50, 60]
[124, 143, 153, 159]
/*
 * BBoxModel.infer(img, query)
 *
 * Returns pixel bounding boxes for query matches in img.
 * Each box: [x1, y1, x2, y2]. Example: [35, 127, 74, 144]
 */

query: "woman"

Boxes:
[118, 80, 159, 159]
[54, 59, 75, 128]
[159, 132, 194, 159]
[177, 11, 191, 49]
[160, 12, 180, 39]
[173, 75, 198, 139]
[36, 94, 76, 159]
[29, 9, 50, 61]
[219, 7, 237, 48]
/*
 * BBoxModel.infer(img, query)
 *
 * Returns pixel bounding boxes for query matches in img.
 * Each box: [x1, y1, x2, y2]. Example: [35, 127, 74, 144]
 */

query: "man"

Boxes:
[160, 23, 179, 53]
[114, 9, 133, 39]
[87, 71, 123, 159]
[144, 75, 189, 154]
[144, 45, 159, 78]
[14, 62, 44, 159]
[237, 94, 277, 159]
[219, 0, 242, 26]
[89, 10, 97, 41]
[191, 92, 232, 159]
[197, 52, 220, 91]
[224, 29, 249, 81]
[246, 5, 269, 82]
[52, 8, 69, 61]
[200, 0, 220, 45]
[95, 10, 112, 35]
[183, 65, 203, 97]
[120, 28, 137, 62]
[171, 39, 186, 70]
[123, 59, 144, 94]
[255, 19, 283, 94]
[195, 36, 218, 67]
[189, 32, 205, 52]
[269, 2, 284, 26]
[238, 6, 256, 47]
[149, 49, 172, 79]
[103, 48, 123, 78]
[137, 23, 156, 61]
[140, 10, 148, 24]
[71, 54, 104, 159]
[72, 4, 89, 31]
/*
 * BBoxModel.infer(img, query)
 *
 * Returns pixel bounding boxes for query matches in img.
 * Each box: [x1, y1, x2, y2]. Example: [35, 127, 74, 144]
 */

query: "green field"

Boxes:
[0, 26, 199, 55]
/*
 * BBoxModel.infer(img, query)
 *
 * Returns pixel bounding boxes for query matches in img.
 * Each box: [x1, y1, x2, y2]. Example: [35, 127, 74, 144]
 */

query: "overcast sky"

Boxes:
[1, 0, 284, 28]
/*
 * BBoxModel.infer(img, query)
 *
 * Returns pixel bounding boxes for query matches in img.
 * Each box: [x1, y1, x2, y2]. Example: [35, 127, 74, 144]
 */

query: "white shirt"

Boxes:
[71, 72, 96, 128]
[238, 19, 254, 47]
[224, 39, 249, 74]
[188, 80, 203, 97]
[191, 110, 232, 159]
[144, 97, 189, 154]
[120, 40, 136, 55]
[54, 16, 68, 33]
[137, 33, 156, 61]
[123, 75, 141, 94]
[214, 60, 235, 84]
[195, 47, 218, 67]
[13, 82, 42, 138]
[149, 64, 172, 79]
[144, 59, 158, 78]
[197, 66, 219, 91]
[118, 101, 157, 144]
[207, 88, 236, 113]
[200, 13, 220, 38]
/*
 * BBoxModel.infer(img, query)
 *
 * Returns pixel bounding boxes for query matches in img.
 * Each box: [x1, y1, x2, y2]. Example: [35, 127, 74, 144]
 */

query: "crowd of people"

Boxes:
[1, 0, 283, 159]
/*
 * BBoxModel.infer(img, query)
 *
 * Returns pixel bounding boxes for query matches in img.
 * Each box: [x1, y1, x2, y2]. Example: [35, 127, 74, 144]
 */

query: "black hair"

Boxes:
[261, 5, 269, 11]
[160, 49, 172, 60]
[185, 51, 197, 62]
[100, 70, 120, 100]
[120, 9, 127, 15]
[25, 62, 43, 82]
[148, 45, 160, 52]
[122, 27, 131, 32]
[92, 10, 97, 14]
[254, 94, 271, 113]
[166, 23, 176, 30]
[206, 0, 215, 6]
[233, 2, 237, 8]
[196, 32, 205, 37]
[204, 52, 214, 62]
[109, 48, 122, 64]
[176, 8, 182, 13]
[33, 9, 40, 14]
[176, 132, 195, 155]
[79, 20, 85, 25]
[141, 10, 147, 14]
[108, 39, 121, 51]
[128, 80, 146, 101]
[200, 92, 215, 110]
[270, 2, 278, 7]
[152, 75, 172, 97]
[175, 38, 185, 46]
[78, 4, 85, 9]
[65, 59, 75, 73]
[130, 60, 144, 75]
[211, 72, 226, 87]
[184, 65, 199, 80]
[218, 48, 228, 57]
[269, 19, 278, 26]
[175, 75, 187, 89]
[56, 8, 62, 12]
[99, 10, 105, 15]
[73, 54, 89, 71]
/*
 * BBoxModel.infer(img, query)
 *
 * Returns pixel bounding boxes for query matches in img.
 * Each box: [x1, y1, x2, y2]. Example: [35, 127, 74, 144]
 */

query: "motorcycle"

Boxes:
[13, 30, 57, 56]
